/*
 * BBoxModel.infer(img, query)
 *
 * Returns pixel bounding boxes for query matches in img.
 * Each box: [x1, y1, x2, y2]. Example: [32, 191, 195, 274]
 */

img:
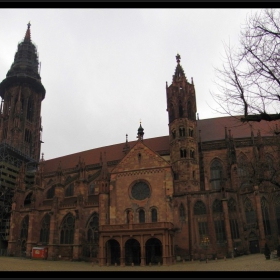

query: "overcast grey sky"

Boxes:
[0, 9, 262, 160]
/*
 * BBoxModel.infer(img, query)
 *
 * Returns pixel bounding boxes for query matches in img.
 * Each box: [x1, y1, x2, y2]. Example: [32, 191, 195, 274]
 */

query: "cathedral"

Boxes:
[0, 24, 280, 266]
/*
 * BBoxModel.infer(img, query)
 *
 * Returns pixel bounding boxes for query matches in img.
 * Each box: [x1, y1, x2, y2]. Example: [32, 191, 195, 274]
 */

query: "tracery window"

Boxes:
[261, 197, 271, 236]
[169, 103, 175, 123]
[210, 160, 223, 190]
[65, 183, 74, 197]
[40, 214, 50, 243]
[60, 214, 75, 244]
[131, 181, 150, 200]
[244, 198, 256, 225]
[86, 213, 99, 258]
[20, 215, 29, 240]
[194, 201, 206, 215]
[212, 199, 223, 213]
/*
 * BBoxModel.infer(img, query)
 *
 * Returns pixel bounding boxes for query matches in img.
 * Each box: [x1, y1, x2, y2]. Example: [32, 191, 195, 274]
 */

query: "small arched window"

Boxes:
[27, 98, 33, 122]
[151, 208, 157, 222]
[65, 183, 74, 197]
[139, 209, 145, 223]
[180, 148, 187, 158]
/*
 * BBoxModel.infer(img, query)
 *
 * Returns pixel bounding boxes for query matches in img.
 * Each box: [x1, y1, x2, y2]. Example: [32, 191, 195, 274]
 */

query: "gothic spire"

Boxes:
[173, 53, 186, 82]
[24, 22, 31, 42]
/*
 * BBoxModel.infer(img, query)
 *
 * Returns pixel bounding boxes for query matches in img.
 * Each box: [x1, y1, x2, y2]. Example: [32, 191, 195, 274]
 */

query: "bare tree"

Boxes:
[213, 9, 280, 122]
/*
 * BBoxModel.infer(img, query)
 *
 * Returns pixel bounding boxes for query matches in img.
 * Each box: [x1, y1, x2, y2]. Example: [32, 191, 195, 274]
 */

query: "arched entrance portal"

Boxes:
[125, 239, 141, 265]
[145, 238, 162, 264]
[106, 239, 120, 265]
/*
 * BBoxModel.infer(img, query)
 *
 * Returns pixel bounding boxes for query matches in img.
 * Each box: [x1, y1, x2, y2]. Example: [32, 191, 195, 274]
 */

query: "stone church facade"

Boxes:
[2, 25, 280, 265]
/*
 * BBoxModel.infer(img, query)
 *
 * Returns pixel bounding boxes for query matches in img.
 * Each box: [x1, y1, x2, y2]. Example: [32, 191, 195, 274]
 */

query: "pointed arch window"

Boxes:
[47, 186, 55, 199]
[265, 154, 275, 178]
[228, 198, 240, 240]
[24, 192, 32, 207]
[20, 215, 29, 240]
[210, 160, 223, 190]
[180, 148, 187, 158]
[86, 213, 99, 258]
[244, 198, 256, 225]
[261, 197, 271, 236]
[151, 208, 157, 222]
[169, 103, 175, 123]
[179, 204, 185, 221]
[179, 126, 185, 137]
[60, 214, 75, 244]
[179, 100, 183, 118]
[87, 213, 99, 243]
[213, 199, 223, 213]
[194, 201, 208, 243]
[237, 154, 250, 177]
[187, 101, 193, 120]
[65, 183, 74, 197]
[27, 98, 33, 122]
[89, 183, 95, 195]
[139, 209, 145, 223]
[40, 214, 50, 244]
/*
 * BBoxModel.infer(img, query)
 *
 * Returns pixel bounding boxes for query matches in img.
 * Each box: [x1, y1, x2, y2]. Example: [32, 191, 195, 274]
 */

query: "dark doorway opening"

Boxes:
[145, 238, 162, 264]
[106, 239, 120, 265]
[249, 240, 260, 254]
[125, 239, 141, 265]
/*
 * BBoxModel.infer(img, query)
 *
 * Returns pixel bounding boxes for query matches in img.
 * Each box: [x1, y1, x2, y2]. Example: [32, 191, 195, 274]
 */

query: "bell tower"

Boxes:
[0, 22, 46, 162]
[166, 54, 200, 194]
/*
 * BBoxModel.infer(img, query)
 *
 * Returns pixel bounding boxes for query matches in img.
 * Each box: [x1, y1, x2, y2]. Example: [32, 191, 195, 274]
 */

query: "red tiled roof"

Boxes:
[43, 116, 280, 173]
[43, 136, 170, 173]
[197, 116, 279, 142]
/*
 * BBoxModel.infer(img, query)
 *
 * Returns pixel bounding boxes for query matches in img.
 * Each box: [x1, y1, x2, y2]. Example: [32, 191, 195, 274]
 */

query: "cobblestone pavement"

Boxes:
[0, 253, 279, 271]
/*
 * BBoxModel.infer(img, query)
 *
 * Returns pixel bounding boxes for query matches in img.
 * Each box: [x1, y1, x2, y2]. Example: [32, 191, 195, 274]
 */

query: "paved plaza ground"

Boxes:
[0, 253, 279, 271]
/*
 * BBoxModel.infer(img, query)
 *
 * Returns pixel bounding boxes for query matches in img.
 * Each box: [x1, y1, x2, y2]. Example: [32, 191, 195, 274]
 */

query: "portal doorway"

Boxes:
[125, 239, 141, 265]
[249, 240, 260, 254]
[106, 239, 120, 265]
[145, 238, 162, 264]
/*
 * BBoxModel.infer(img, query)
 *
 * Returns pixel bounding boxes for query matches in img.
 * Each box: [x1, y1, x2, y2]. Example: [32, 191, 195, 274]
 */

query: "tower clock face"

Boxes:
[131, 181, 150, 200]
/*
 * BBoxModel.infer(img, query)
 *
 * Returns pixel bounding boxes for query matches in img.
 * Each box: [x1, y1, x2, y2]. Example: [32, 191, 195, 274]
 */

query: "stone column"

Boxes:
[222, 198, 233, 254]
[120, 236, 125, 266]
[254, 186, 266, 249]
[47, 212, 57, 260]
[140, 234, 145, 266]
[26, 210, 38, 258]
